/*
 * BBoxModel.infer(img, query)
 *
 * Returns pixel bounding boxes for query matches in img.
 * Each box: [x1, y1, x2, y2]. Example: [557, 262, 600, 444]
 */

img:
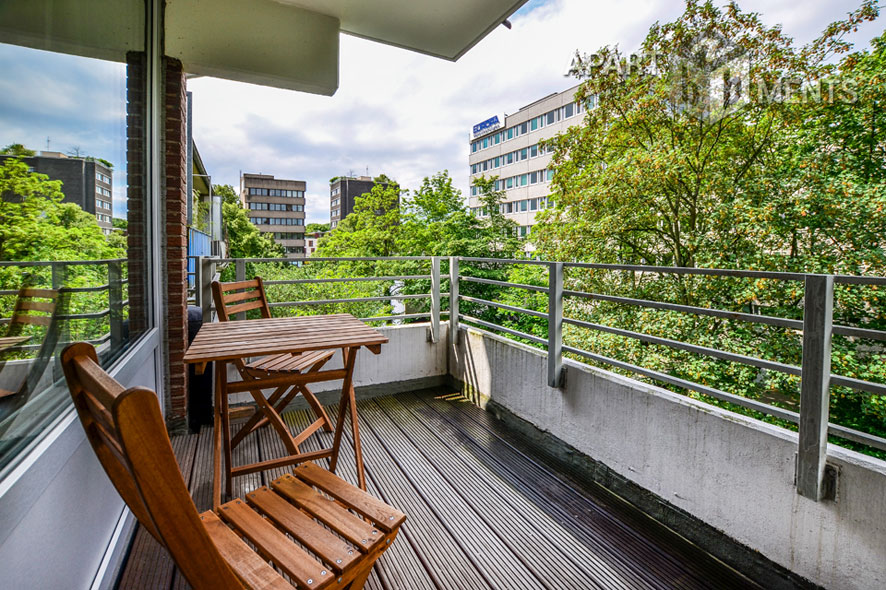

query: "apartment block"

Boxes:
[240, 173, 306, 259]
[329, 175, 394, 229]
[0, 151, 114, 234]
[467, 84, 589, 241]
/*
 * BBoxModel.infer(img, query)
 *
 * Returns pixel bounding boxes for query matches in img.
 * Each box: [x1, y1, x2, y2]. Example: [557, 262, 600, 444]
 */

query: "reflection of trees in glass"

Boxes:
[0, 158, 127, 344]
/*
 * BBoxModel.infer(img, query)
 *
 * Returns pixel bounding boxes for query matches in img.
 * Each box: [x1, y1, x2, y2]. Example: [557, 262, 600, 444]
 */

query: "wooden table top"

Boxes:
[183, 314, 389, 366]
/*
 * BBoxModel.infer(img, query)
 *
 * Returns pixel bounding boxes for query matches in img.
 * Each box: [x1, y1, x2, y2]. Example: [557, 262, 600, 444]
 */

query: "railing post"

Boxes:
[448, 257, 459, 347]
[51, 261, 67, 378]
[235, 258, 246, 320]
[430, 257, 441, 343]
[547, 262, 564, 388]
[199, 257, 213, 322]
[108, 260, 124, 351]
[797, 274, 834, 501]
[195, 256, 204, 311]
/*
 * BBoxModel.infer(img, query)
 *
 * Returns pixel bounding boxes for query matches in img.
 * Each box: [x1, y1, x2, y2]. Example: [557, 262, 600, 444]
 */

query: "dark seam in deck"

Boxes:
[116, 389, 769, 590]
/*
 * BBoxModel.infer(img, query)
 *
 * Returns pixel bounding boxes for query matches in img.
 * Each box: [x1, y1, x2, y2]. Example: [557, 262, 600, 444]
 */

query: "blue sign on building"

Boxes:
[473, 115, 500, 137]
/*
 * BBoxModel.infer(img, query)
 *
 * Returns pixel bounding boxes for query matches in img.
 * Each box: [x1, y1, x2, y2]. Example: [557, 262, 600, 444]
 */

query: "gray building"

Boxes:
[240, 173, 306, 259]
[0, 151, 114, 234]
[468, 84, 589, 245]
[329, 175, 394, 229]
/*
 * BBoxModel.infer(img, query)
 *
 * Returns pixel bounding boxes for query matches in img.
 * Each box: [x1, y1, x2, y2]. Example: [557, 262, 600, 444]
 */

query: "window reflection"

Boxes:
[0, 41, 148, 473]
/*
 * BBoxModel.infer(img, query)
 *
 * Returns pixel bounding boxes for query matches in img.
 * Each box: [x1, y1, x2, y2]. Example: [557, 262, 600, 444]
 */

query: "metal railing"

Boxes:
[195, 255, 886, 500]
[0, 258, 129, 352]
[194, 256, 449, 339]
[453, 257, 886, 501]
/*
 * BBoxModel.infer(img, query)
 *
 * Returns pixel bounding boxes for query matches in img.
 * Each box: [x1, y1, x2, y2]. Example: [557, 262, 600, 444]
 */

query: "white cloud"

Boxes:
[188, 0, 882, 225]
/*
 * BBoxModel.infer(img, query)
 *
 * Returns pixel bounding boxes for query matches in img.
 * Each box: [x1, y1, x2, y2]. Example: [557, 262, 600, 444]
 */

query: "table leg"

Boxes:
[245, 384, 300, 456]
[212, 362, 223, 511]
[329, 346, 357, 477]
[218, 361, 233, 500]
[230, 384, 290, 448]
[348, 376, 366, 491]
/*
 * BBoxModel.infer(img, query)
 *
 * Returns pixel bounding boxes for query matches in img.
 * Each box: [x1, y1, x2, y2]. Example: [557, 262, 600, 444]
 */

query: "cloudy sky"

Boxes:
[1, 0, 882, 224]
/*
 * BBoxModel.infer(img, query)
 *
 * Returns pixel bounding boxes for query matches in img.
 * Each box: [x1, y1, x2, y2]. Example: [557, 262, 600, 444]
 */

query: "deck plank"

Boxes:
[117, 390, 765, 590]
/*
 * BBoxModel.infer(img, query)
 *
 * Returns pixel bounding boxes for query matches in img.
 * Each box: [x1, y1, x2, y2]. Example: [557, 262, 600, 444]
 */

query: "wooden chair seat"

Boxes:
[61, 343, 405, 590]
[245, 349, 335, 376]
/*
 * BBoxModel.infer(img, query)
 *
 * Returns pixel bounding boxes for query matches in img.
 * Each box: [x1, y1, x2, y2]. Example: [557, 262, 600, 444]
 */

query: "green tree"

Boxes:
[524, 0, 886, 455]
[213, 184, 283, 259]
[536, 0, 879, 270]
[306, 222, 330, 233]
[1, 143, 35, 157]
[318, 183, 402, 257]
[0, 158, 120, 261]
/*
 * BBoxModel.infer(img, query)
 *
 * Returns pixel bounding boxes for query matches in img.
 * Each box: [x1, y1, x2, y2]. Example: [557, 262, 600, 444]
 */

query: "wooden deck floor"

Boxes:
[117, 389, 762, 589]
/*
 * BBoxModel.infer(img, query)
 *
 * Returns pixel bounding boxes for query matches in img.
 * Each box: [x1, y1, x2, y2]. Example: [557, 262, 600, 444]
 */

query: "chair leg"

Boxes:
[230, 385, 291, 448]
[298, 384, 334, 432]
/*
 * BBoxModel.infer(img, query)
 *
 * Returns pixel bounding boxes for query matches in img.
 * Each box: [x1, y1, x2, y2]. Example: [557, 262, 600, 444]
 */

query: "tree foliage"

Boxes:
[521, 0, 886, 454]
[1, 143, 35, 157]
[213, 184, 283, 260]
[0, 158, 126, 344]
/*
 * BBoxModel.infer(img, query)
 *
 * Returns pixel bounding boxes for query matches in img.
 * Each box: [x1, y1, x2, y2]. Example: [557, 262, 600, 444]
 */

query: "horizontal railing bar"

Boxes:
[459, 315, 547, 346]
[58, 310, 111, 320]
[565, 289, 886, 342]
[564, 317, 886, 396]
[563, 289, 804, 330]
[459, 295, 548, 319]
[0, 259, 126, 267]
[827, 423, 886, 451]
[563, 316, 802, 376]
[460, 276, 549, 293]
[268, 293, 444, 307]
[65, 285, 111, 293]
[214, 256, 432, 263]
[564, 262, 808, 281]
[829, 375, 886, 396]
[459, 257, 550, 266]
[561, 345, 886, 452]
[563, 345, 800, 420]
[833, 275, 886, 286]
[358, 313, 432, 322]
[0, 285, 111, 296]
[832, 325, 886, 342]
[265, 275, 432, 285]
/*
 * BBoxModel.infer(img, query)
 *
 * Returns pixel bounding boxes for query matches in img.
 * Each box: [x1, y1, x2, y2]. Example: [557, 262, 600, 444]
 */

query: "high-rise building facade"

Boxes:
[0, 151, 114, 234]
[467, 84, 588, 242]
[329, 176, 394, 229]
[240, 173, 306, 259]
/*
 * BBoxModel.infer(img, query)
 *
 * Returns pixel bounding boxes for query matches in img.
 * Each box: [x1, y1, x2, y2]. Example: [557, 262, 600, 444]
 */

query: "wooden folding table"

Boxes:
[183, 313, 388, 508]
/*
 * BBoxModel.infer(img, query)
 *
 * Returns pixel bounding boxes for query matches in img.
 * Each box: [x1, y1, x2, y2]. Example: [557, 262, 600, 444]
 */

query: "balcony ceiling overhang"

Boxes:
[0, 0, 528, 95]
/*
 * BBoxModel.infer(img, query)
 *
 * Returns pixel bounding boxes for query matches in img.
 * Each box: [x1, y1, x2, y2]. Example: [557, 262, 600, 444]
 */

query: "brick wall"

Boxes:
[125, 51, 147, 337]
[163, 56, 189, 431]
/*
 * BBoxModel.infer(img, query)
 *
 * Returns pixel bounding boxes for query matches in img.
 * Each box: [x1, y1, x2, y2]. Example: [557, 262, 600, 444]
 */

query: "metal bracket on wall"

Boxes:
[794, 454, 840, 502]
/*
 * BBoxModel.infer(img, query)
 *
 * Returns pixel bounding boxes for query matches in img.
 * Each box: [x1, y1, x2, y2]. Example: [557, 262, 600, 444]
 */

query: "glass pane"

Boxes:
[0, 16, 148, 473]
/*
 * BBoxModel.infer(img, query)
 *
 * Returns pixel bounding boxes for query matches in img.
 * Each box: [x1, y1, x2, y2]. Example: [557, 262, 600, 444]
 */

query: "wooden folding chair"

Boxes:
[212, 278, 335, 453]
[61, 342, 405, 590]
[0, 287, 60, 399]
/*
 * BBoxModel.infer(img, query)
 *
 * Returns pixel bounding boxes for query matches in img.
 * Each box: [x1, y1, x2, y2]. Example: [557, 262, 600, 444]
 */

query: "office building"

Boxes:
[467, 84, 589, 242]
[0, 151, 114, 234]
[329, 175, 394, 229]
[240, 173, 306, 259]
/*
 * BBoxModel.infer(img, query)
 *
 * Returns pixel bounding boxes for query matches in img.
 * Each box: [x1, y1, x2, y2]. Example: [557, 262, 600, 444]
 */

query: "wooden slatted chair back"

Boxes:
[212, 278, 272, 322]
[6, 288, 58, 337]
[61, 343, 244, 589]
